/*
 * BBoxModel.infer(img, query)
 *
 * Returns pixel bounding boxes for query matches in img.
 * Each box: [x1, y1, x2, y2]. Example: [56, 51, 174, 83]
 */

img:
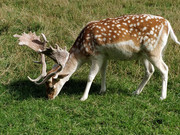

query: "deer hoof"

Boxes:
[80, 96, 88, 101]
[132, 90, 140, 95]
[99, 90, 106, 95]
[160, 96, 166, 100]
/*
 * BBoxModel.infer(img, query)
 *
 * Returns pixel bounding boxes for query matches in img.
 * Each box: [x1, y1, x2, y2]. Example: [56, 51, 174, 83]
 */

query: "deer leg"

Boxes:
[150, 57, 168, 100]
[133, 59, 155, 95]
[80, 59, 103, 101]
[99, 60, 107, 94]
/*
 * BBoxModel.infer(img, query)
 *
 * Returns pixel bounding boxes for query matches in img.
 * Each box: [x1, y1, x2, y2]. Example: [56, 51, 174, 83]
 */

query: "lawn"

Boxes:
[0, 0, 180, 134]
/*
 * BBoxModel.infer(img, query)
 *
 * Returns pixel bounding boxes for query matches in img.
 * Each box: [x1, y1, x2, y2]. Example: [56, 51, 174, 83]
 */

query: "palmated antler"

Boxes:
[14, 32, 69, 84]
[42, 44, 69, 68]
[14, 32, 45, 52]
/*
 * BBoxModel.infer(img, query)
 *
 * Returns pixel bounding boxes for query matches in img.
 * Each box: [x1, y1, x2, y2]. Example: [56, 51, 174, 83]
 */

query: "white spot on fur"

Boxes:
[103, 38, 106, 41]
[142, 27, 147, 31]
[98, 38, 102, 41]
[150, 30, 154, 35]
[130, 24, 133, 27]
[95, 35, 102, 38]
[145, 16, 151, 21]
[116, 24, 121, 27]
[85, 47, 89, 52]
[123, 23, 127, 26]
[130, 28, 133, 31]
[144, 36, 148, 40]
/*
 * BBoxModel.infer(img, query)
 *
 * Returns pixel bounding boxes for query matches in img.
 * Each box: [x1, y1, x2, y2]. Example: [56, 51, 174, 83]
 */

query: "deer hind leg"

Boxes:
[150, 56, 168, 100]
[99, 60, 107, 94]
[133, 59, 155, 95]
[150, 30, 169, 100]
[80, 58, 104, 101]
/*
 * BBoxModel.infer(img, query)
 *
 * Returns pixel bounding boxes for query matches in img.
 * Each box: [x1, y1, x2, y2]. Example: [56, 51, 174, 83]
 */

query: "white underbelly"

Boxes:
[96, 40, 141, 60]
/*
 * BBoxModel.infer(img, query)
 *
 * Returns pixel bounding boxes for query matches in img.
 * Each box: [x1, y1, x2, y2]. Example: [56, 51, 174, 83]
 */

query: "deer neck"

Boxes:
[59, 52, 81, 76]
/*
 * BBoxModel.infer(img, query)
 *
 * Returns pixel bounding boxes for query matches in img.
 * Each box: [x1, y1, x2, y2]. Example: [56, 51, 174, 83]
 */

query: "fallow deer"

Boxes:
[14, 14, 180, 101]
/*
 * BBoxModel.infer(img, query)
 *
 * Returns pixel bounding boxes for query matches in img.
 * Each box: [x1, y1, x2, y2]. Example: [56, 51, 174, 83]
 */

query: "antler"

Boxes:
[42, 44, 69, 68]
[27, 33, 49, 82]
[14, 32, 45, 52]
[27, 54, 47, 82]
[33, 64, 62, 85]
[14, 32, 69, 84]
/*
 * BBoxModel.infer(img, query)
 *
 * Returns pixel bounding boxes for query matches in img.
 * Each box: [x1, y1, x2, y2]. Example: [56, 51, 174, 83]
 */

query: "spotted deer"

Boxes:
[14, 14, 180, 101]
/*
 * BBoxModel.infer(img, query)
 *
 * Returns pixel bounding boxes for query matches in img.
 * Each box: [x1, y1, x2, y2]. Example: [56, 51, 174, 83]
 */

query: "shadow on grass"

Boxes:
[6, 80, 46, 101]
[6, 78, 130, 100]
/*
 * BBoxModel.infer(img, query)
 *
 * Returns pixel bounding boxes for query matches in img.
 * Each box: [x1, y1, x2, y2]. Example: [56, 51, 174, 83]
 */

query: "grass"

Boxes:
[0, 0, 180, 134]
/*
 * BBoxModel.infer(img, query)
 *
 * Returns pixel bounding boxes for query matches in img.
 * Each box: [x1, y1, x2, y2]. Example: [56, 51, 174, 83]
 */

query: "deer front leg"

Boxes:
[133, 59, 155, 95]
[99, 60, 107, 94]
[80, 59, 103, 101]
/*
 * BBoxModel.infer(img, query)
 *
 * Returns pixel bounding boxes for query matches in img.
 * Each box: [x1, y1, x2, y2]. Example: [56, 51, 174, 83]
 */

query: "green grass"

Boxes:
[0, 0, 180, 134]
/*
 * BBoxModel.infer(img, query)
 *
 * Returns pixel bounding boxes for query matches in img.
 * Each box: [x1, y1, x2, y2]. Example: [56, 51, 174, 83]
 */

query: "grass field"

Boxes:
[0, 0, 180, 134]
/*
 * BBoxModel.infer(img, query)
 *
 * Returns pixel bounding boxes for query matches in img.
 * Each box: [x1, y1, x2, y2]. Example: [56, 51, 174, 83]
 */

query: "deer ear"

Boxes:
[52, 74, 68, 82]
[58, 74, 69, 79]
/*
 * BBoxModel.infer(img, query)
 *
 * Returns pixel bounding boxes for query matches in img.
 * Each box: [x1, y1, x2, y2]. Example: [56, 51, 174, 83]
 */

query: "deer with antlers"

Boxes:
[14, 14, 180, 101]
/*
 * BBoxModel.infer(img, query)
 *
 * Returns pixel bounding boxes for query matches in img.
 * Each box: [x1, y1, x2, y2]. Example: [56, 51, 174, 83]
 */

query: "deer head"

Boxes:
[14, 32, 69, 86]
[45, 64, 69, 99]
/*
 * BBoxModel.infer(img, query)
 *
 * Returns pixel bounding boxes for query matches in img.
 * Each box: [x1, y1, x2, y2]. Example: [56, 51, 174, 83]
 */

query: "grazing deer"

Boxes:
[14, 14, 180, 101]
